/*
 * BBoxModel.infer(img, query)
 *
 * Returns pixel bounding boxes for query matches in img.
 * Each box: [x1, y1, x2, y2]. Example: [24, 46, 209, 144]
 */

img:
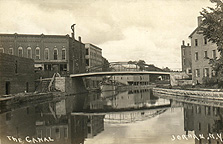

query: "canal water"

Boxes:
[1, 89, 223, 144]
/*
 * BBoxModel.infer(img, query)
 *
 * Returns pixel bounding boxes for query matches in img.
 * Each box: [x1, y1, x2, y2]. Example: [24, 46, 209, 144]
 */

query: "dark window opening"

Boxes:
[60, 64, 67, 71]
[86, 59, 89, 66]
[26, 82, 29, 92]
[204, 38, 207, 45]
[6, 113, 11, 121]
[195, 39, 198, 46]
[5, 81, 10, 95]
[62, 49, 66, 60]
[15, 60, 18, 73]
[44, 64, 52, 71]
[86, 48, 89, 55]
[54, 49, 58, 60]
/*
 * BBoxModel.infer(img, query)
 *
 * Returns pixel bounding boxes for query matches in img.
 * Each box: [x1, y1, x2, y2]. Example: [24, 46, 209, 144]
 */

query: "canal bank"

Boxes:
[153, 87, 223, 100]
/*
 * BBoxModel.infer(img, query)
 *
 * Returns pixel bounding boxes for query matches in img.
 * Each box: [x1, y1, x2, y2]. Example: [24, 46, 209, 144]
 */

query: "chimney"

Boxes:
[182, 40, 185, 46]
[78, 36, 82, 42]
[198, 16, 202, 26]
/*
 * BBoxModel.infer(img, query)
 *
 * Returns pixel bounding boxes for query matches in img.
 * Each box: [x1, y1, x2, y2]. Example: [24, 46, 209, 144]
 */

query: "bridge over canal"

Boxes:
[70, 71, 170, 78]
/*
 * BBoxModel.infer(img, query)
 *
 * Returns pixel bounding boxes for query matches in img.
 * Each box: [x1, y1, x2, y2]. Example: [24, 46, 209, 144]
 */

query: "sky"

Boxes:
[0, 0, 215, 70]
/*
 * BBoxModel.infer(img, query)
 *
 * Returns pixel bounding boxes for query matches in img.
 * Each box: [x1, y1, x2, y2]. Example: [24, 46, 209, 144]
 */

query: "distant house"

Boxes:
[0, 53, 35, 95]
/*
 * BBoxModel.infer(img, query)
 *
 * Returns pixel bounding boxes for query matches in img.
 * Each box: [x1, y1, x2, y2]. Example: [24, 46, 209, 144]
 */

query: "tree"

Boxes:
[136, 60, 146, 71]
[200, 0, 223, 86]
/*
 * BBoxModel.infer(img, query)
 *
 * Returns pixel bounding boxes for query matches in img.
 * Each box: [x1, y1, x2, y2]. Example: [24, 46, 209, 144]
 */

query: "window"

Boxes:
[6, 113, 11, 121]
[183, 58, 186, 65]
[62, 48, 66, 60]
[44, 64, 52, 71]
[211, 69, 216, 77]
[195, 69, 200, 77]
[204, 37, 207, 45]
[36, 130, 42, 138]
[204, 51, 208, 58]
[18, 47, 23, 57]
[204, 68, 209, 77]
[182, 48, 185, 56]
[195, 39, 198, 46]
[208, 123, 211, 133]
[53, 48, 58, 60]
[27, 47, 32, 58]
[0, 48, 4, 53]
[64, 128, 68, 138]
[15, 60, 18, 73]
[44, 48, 49, 60]
[205, 106, 211, 115]
[212, 50, 216, 59]
[46, 128, 51, 137]
[9, 48, 13, 55]
[198, 122, 201, 131]
[86, 59, 89, 66]
[195, 52, 199, 60]
[86, 48, 89, 55]
[60, 64, 67, 71]
[35, 47, 40, 60]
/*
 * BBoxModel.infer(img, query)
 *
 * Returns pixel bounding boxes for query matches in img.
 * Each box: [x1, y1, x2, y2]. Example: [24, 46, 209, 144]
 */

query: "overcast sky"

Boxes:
[0, 0, 215, 70]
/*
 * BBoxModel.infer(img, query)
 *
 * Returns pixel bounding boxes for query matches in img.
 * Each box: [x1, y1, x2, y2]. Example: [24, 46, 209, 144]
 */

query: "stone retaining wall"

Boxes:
[153, 88, 223, 100]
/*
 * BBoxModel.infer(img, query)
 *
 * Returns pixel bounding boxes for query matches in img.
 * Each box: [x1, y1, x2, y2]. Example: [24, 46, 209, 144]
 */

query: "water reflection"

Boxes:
[84, 89, 170, 112]
[2, 89, 223, 143]
[183, 103, 223, 144]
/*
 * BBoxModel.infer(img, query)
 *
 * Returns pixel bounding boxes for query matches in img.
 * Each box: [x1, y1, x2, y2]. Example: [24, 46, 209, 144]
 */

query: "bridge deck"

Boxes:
[70, 71, 170, 77]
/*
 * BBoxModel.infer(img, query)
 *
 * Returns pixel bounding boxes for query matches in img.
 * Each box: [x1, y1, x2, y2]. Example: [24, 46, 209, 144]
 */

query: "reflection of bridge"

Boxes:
[71, 107, 170, 124]
[70, 71, 170, 78]
[104, 108, 168, 124]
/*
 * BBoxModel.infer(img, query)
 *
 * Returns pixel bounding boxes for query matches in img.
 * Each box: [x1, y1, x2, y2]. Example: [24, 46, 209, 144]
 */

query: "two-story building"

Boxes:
[0, 33, 85, 78]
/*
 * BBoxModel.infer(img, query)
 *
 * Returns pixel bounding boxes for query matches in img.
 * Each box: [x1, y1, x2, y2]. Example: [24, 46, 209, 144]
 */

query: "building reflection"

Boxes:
[184, 103, 223, 144]
[84, 89, 170, 112]
[0, 95, 105, 144]
[105, 109, 167, 124]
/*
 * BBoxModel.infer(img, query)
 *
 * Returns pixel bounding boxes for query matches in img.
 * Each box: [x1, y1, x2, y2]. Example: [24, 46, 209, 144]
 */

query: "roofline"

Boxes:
[188, 27, 199, 38]
[0, 33, 71, 38]
[85, 43, 102, 50]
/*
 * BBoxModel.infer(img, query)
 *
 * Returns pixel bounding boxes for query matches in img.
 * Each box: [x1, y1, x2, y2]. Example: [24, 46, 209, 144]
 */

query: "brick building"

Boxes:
[85, 43, 103, 72]
[0, 53, 35, 95]
[84, 43, 103, 89]
[189, 16, 220, 84]
[181, 40, 192, 76]
[0, 33, 85, 78]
